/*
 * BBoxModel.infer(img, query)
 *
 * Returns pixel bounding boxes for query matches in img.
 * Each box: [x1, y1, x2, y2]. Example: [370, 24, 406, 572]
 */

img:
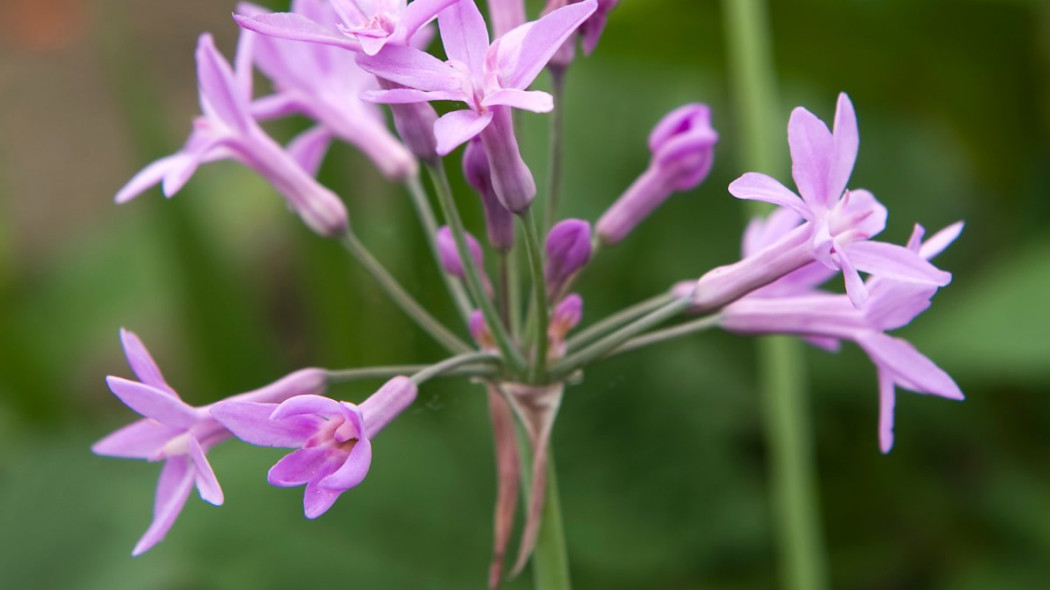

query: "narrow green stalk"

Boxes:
[543, 69, 567, 232]
[723, 1, 827, 589]
[410, 352, 501, 385]
[531, 453, 571, 590]
[508, 244, 524, 337]
[405, 174, 474, 322]
[606, 313, 723, 358]
[498, 252, 512, 330]
[326, 363, 496, 383]
[426, 163, 528, 375]
[520, 208, 550, 383]
[551, 296, 693, 379]
[565, 292, 673, 351]
[341, 231, 471, 355]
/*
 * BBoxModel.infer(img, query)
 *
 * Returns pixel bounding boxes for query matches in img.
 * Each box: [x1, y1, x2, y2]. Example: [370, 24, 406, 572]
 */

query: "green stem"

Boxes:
[543, 68, 567, 232]
[551, 296, 692, 379]
[565, 292, 673, 352]
[532, 452, 572, 590]
[520, 208, 550, 383]
[341, 231, 471, 355]
[426, 163, 528, 375]
[723, 1, 827, 589]
[606, 313, 722, 358]
[326, 363, 496, 383]
[405, 174, 474, 322]
[410, 352, 501, 385]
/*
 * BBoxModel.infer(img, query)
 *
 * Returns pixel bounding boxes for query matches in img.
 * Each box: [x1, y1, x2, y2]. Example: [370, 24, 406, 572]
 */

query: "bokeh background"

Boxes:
[1, 0, 1048, 588]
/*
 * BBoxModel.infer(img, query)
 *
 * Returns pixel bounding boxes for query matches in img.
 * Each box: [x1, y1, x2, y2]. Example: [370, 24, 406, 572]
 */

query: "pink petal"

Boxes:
[837, 250, 869, 308]
[114, 155, 186, 204]
[828, 93, 859, 204]
[251, 94, 302, 121]
[92, 419, 182, 459]
[232, 12, 361, 51]
[434, 109, 493, 155]
[845, 241, 952, 286]
[318, 438, 372, 491]
[481, 88, 553, 112]
[728, 172, 808, 218]
[303, 455, 348, 518]
[106, 376, 200, 429]
[119, 329, 177, 396]
[438, 0, 489, 72]
[402, 0, 461, 39]
[857, 333, 964, 400]
[268, 447, 333, 486]
[234, 26, 255, 100]
[132, 456, 195, 556]
[196, 34, 253, 133]
[187, 436, 224, 505]
[286, 126, 333, 177]
[919, 221, 964, 261]
[496, 0, 597, 90]
[271, 394, 344, 420]
[361, 88, 464, 104]
[877, 369, 896, 454]
[211, 401, 319, 447]
[355, 44, 462, 92]
[787, 105, 835, 208]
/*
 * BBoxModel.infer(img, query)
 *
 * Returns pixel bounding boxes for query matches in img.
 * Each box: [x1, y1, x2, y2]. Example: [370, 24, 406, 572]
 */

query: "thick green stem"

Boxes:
[405, 174, 474, 322]
[551, 296, 693, 379]
[341, 232, 471, 355]
[426, 163, 528, 375]
[543, 69, 567, 232]
[722, 1, 827, 589]
[532, 453, 571, 590]
[519, 208, 550, 383]
[565, 292, 674, 352]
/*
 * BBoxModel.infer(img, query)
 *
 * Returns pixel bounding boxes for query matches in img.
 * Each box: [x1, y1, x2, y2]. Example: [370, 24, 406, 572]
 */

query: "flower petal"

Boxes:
[187, 436, 224, 505]
[119, 329, 177, 396]
[114, 155, 187, 204]
[728, 172, 808, 218]
[857, 332, 963, 400]
[877, 368, 897, 454]
[438, 0, 489, 73]
[828, 93, 859, 204]
[271, 394, 344, 420]
[919, 221, 964, 261]
[495, 0, 597, 90]
[845, 240, 952, 286]
[106, 376, 200, 428]
[401, 0, 460, 40]
[481, 88, 553, 113]
[132, 456, 195, 556]
[268, 447, 333, 486]
[837, 249, 869, 307]
[211, 401, 319, 447]
[196, 34, 253, 133]
[318, 438, 372, 491]
[286, 126, 333, 177]
[232, 12, 361, 51]
[361, 88, 464, 104]
[92, 419, 182, 459]
[434, 109, 493, 155]
[355, 44, 462, 92]
[788, 105, 835, 208]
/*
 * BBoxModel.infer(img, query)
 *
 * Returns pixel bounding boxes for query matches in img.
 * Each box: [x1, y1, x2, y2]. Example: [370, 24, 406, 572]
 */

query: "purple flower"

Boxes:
[238, 1, 417, 180]
[597, 104, 718, 244]
[463, 137, 515, 251]
[727, 93, 949, 306]
[114, 33, 349, 237]
[544, 0, 619, 69]
[357, 0, 598, 211]
[545, 219, 592, 298]
[211, 377, 418, 518]
[93, 329, 327, 554]
[234, 0, 458, 56]
[721, 223, 965, 452]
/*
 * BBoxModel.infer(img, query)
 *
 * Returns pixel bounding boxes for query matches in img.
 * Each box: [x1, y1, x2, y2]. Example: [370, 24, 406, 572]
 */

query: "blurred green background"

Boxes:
[1, 0, 1048, 588]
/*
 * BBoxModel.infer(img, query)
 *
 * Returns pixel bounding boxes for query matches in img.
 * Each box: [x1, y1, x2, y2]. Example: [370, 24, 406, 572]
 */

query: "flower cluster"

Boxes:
[96, 0, 962, 585]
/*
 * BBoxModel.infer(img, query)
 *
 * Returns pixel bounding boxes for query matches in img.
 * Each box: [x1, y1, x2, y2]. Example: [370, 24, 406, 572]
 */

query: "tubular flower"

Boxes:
[544, 219, 592, 298]
[725, 93, 949, 307]
[114, 33, 349, 237]
[357, 0, 598, 211]
[93, 329, 327, 554]
[211, 377, 418, 518]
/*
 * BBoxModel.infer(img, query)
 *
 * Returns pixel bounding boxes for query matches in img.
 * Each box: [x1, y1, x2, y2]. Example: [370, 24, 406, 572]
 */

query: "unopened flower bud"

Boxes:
[464, 138, 515, 252]
[549, 294, 583, 343]
[469, 310, 496, 350]
[378, 79, 439, 164]
[545, 219, 592, 298]
[480, 106, 536, 213]
[597, 104, 717, 244]
[437, 226, 485, 280]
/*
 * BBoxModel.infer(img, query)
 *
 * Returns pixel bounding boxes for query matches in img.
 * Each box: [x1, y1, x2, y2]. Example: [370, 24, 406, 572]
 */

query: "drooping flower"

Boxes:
[211, 377, 418, 518]
[233, 0, 459, 56]
[238, 1, 417, 180]
[93, 329, 327, 554]
[545, 220, 592, 298]
[720, 223, 965, 452]
[725, 93, 949, 307]
[357, 0, 598, 212]
[596, 104, 718, 244]
[114, 33, 349, 237]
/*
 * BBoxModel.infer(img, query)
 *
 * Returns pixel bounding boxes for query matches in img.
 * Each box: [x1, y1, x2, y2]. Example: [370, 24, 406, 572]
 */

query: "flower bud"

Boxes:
[359, 376, 418, 439]
[548, 293, 583, 360]
[596, 104, 717, 244]
[480, 106, 536, 213]
[464, 138, 516, 252]
[545, 219, 592, 298]
[437, 226, 485, 281]
[469, 310, 496, 350]
[378, 79, 439, 164]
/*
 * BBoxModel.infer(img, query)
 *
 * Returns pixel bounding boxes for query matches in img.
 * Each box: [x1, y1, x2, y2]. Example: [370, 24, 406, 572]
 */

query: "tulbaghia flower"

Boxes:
[726, 93, 949, 307]
[234, 0, 459, 56]
[239, 1, 416, 179]
[545, 219, 592, 298]
[93, 329, 327, 554]
[721, 223, 965, 452]
[357, 0, 598, 212]
[115, 33, 349, 237]
[544, 0, 619, 69]
[211, 377, 418, 518]
[596, 104, 718, 244]
[464, 137, 515, 251]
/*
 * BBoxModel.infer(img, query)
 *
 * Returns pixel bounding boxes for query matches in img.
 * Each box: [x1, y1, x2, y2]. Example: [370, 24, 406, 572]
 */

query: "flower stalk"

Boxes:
[520, 208, 551, 382]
